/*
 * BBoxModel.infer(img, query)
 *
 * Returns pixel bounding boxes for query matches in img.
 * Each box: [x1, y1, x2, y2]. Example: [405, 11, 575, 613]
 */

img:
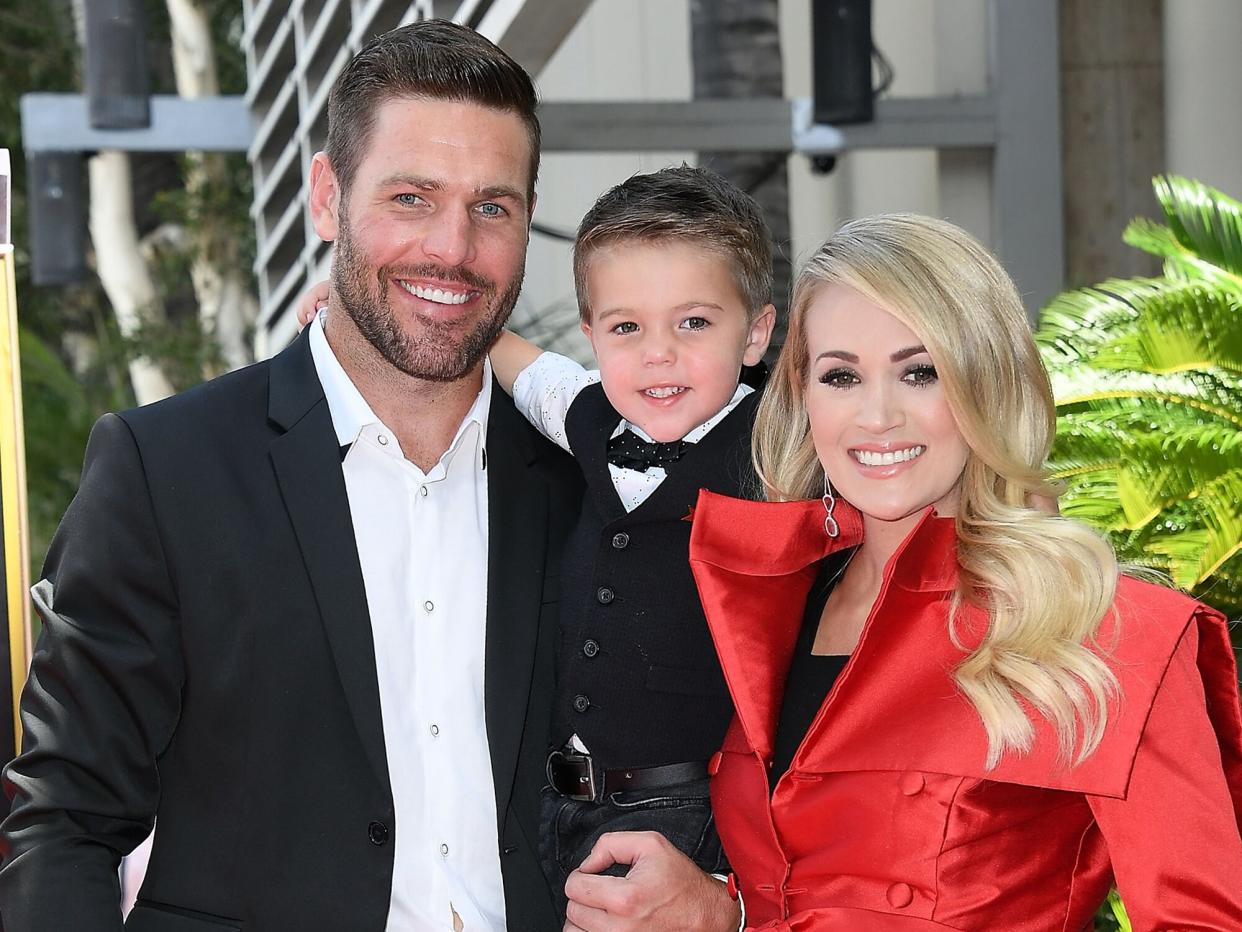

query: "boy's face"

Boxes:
[581, 241, 775, 442]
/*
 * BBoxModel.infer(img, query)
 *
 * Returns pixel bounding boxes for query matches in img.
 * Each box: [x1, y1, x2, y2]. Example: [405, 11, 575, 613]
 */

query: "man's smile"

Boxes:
[396, 280, 477, 305]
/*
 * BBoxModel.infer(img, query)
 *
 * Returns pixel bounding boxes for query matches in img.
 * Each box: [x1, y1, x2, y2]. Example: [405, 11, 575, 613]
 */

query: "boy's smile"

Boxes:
[581, 241, 774, 443]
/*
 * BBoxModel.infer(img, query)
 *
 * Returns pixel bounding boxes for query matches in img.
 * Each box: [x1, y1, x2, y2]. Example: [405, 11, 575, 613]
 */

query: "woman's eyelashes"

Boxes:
[818, 366, 860, 388]
[815, 362, 939, 388]
[902, 363, 938, 386]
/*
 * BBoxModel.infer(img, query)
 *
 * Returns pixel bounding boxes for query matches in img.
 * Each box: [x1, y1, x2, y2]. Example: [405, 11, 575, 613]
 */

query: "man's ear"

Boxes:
[743, 303, 777, 366]
[309, 152, 341, 242]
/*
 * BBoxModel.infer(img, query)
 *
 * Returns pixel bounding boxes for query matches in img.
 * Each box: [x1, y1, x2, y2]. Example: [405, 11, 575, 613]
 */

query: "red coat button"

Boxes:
[707, 751, 723, 776]
[887, 882, 914, 908]
[900, 773, 926, 796]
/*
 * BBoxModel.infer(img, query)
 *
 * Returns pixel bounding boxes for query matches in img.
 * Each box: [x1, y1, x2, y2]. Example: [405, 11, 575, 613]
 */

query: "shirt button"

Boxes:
[377, 435, 389, 446]
[439, 843, 450, 858]
[424, 600, 435, 613]
[582, 639, 600, 658]
[611, 532, 630, 549]
[367, 821, 389, 846]
[419, 486, 428, 497]
[900, 773, 926, 796]
[430, 724, 440, 737]
[572, 694, 591, 713]
[887, 882, 914, 908]
[596, 587, 615, 604]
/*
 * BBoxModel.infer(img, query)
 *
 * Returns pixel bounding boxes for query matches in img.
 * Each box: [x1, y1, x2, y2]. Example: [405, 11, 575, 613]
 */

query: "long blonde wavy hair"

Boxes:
[754, 214, 1119, 769]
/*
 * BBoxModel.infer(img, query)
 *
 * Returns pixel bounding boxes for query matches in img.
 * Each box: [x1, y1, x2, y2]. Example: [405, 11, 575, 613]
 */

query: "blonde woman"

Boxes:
[686, 214, 1242, 930]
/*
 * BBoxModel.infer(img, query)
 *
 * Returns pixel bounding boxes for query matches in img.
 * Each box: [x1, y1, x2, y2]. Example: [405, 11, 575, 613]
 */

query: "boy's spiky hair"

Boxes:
[573, 166, 774, 322]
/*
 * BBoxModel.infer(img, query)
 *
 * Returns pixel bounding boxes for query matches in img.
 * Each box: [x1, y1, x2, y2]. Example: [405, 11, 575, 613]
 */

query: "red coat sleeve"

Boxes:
[1088, 610, 1242, 931]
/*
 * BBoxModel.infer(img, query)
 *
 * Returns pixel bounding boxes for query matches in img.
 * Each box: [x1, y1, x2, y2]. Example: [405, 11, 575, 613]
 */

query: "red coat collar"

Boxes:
[688, 491, 958, 760]
[689, 490, 1240, 797]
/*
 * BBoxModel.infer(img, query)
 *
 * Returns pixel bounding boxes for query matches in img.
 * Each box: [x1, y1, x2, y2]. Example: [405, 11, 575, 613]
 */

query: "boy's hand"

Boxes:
[564, 831, 740, 932]
[295, 280, 331, 330]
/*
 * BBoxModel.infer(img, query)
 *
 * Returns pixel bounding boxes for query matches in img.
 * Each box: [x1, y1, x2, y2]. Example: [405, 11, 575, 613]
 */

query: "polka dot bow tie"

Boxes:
[605, 430, 695, 473]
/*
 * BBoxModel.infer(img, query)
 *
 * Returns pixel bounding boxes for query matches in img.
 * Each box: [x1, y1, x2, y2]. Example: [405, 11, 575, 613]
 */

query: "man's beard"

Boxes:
[332, 215, 523, 382]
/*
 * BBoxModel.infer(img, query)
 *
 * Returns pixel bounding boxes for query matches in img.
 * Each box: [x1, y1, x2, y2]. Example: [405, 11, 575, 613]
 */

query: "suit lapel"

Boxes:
[267, 332, 390, 791]
[484, 388, 550, 827]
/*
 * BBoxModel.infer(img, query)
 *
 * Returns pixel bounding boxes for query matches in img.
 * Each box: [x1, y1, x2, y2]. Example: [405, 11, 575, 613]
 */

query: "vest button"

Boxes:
[886, 882, 914, 908]
[583, 639, 600, 658]
[611, 532, 630, 549]
[900, 773, 926, 796]
[596, 586, 615, 604]
[367, 821, 389, 846]
[572, 694, 591, 713]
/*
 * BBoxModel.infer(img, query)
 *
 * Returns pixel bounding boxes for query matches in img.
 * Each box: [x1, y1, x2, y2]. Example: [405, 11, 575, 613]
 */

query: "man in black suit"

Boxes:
[0, 21, 579, 930]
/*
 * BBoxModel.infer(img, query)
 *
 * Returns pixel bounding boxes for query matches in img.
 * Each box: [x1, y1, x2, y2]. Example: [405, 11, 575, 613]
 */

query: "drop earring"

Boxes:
[822, 473, 840, 539]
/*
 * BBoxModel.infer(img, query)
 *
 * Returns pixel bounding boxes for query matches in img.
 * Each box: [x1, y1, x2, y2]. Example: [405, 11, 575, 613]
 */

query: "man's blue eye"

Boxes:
[478, 202, 504, 217]
[396, 193, 421, 206]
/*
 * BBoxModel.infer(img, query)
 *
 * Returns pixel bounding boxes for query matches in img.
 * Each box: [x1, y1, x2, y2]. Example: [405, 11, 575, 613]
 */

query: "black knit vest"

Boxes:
[550, 383, 760, 770]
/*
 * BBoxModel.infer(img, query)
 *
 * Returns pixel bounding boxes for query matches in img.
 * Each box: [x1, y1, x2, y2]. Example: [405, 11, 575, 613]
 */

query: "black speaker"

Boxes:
[811, 0, 875, 125]
[84, 0, 151, 129]
[27, 153, 88, 286]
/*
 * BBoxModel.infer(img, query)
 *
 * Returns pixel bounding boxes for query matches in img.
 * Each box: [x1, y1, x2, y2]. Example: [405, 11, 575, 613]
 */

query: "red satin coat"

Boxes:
[689, 491, 1242, 931]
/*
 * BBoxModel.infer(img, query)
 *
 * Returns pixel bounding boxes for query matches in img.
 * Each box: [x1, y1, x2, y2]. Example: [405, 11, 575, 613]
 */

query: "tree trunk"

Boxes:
[72, 0, 174, 403]
[690, 0, 791, 351]
[88, 151, 176, 404]
[166, 0, 259, 374]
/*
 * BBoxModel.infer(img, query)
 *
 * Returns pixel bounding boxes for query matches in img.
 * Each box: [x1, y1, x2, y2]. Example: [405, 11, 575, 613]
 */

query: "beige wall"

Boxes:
[517, 0, 1241, 357]
[1164, 0, 1242, 199]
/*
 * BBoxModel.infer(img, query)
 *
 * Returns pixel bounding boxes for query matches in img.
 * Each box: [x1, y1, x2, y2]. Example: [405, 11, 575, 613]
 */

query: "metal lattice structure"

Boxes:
[242, 0, 432, 357]
[241, 0, 594, 356]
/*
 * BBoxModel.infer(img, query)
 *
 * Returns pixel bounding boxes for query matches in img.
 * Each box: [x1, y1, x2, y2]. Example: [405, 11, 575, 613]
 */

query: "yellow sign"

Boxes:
[0, 148, 31, 757]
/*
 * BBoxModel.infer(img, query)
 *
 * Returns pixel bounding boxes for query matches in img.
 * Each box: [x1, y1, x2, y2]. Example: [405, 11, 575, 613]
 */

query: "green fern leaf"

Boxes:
[1153, 175, 1242, 277]
[1089, 288, 1242, 375]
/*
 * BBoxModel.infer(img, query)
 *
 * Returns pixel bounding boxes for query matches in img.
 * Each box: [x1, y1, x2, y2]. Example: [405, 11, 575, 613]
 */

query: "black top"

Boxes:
[551, 383, 760, 770]
[770, 552, 854, 791]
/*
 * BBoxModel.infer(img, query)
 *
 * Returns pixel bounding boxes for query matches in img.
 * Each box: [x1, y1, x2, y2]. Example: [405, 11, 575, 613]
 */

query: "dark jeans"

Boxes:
[538, 776, 728, 920]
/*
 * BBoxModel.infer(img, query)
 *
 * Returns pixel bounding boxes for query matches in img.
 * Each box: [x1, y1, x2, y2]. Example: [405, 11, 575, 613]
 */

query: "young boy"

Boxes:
[488, 166, 775, 910]
[298, 166, 776, 912]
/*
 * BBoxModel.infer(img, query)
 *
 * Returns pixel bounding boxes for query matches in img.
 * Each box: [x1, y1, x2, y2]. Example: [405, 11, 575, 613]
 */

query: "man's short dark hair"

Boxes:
[325, 19, 540, 201]
[573, 166, 775, 323]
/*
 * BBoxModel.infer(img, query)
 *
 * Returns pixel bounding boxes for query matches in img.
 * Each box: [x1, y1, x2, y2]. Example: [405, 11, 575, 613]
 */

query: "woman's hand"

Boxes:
[295, 280, 331, 330]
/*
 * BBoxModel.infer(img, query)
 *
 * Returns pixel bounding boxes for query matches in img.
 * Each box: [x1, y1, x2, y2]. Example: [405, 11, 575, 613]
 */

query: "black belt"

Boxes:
[546, 748, 708, 804]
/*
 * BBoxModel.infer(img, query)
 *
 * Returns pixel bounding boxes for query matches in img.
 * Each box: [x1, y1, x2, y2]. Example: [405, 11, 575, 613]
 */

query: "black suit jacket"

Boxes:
[0, 332, 580, 930]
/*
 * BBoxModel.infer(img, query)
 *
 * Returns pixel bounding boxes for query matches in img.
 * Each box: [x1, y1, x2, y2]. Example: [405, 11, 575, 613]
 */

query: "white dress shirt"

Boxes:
[309, 314, 505, 931]
[512, 350, 753, 513]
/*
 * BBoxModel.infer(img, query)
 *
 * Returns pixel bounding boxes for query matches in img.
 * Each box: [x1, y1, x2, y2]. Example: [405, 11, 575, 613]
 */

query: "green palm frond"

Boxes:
[1107, 890, 1133, 932]
[1192, 549, 1242, 621]
[1047, 367, 1242, 427]
[1039, 175, 1242, 620]
[1036, 280, 1148, 362]
[1055, 404, 1226, 436]
[1152, 175, 1242, 277]
[1088, 287, 1242, 375]
[1053, 425, 1242, 530]
[1123, 219, 1242, 294]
